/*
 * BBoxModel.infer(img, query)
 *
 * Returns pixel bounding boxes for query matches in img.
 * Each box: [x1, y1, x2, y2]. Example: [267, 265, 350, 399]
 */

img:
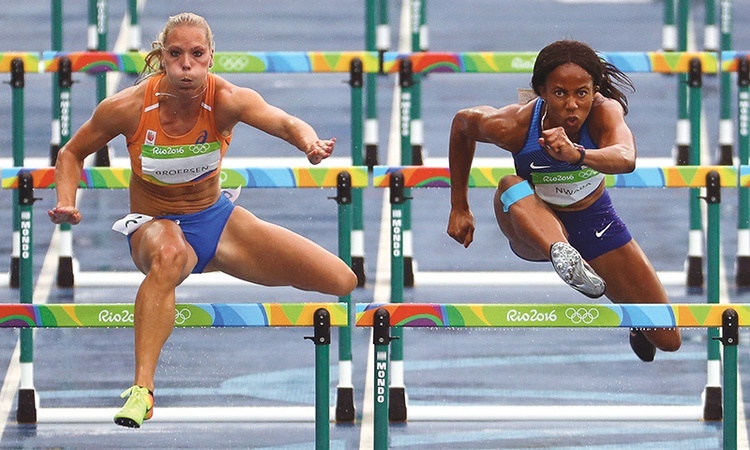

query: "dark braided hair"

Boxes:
[530, 40, 634, 115]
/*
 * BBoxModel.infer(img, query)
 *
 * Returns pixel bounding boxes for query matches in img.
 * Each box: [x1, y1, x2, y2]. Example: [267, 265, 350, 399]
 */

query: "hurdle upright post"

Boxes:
[364, 0, 380, 167]
[675, 0, 690, 167]
[89, 0, 110, 166]
[56, 57, 75, 288]
[349, 58, 367, 287]
[703, 170, 723, 420]
[409, 0, 426, 166]
[9, 58, 25, 288]
[305, 308, 332, 450]
[662, 0, 677, 51]
[398, 59, 415, 287]
[16, 171, 38, 423]
[686, 58, 705, 288]
[717, 0, 734, 165]
[388, 171, 407, 421]
[332, 171, 355, 422]
[704, 0, 719, 52]
[372, 308, 394, 450]
[49, 0, 63, 165]
[736, 58, 750, 286]
[127, 0, 140, 51]
[719, 309, 739, 450]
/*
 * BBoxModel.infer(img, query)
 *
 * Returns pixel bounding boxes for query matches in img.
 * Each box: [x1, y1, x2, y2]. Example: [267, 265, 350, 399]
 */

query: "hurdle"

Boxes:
[373, 165, 733, 424]
[4, 170, 351, 450]
[357, 302, 742, 450]
[0, 302, 344, 449]
[2, 167, 366, 427]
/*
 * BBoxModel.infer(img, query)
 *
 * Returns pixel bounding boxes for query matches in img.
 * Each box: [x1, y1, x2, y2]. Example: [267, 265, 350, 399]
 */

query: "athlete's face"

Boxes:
[538, 62, 596, 137]
[161, 25, 213, 93]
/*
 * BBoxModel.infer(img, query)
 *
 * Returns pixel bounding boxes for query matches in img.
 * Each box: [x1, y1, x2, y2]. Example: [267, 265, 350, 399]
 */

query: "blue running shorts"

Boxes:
[128, 193, 236, 273]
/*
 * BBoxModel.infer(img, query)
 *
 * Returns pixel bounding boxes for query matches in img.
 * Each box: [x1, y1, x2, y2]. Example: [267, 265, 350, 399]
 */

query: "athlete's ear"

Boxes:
[537, 85, 547, 100]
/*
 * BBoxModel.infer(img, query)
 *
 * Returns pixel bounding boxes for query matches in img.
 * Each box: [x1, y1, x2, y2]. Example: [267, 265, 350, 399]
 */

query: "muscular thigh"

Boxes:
[589, 239, 668, 305]
[207, 207, 346, 290]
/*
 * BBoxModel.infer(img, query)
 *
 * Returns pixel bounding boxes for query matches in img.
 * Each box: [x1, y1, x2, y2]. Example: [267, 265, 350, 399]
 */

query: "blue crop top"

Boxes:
[512, 98, 604, 207]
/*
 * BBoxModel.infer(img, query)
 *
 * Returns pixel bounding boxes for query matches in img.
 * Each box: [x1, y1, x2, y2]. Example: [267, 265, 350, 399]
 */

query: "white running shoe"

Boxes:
[550, 242, 606, 298]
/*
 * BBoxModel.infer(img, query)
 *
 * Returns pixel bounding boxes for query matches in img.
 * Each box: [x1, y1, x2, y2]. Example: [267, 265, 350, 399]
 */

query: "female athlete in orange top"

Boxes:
[48, 12, 357, 428]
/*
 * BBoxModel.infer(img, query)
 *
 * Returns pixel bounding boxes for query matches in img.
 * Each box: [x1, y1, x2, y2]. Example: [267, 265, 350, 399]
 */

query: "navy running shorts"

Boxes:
[510, 189, 632, 262]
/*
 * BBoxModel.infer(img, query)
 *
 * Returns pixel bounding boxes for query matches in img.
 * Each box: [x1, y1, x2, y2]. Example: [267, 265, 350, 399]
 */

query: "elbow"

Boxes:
[55, 146, 84, 171]
[620, 147, 637, 173]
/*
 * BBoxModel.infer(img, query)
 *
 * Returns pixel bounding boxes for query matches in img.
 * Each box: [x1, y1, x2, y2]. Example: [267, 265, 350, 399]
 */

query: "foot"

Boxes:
[629, 328, 656, 362]
[550, 242, 606, 299]
[114, 385, 154, 428]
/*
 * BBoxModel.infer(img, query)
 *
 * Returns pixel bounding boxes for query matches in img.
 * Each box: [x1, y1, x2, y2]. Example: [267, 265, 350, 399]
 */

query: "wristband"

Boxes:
[573, 143, 586, 165]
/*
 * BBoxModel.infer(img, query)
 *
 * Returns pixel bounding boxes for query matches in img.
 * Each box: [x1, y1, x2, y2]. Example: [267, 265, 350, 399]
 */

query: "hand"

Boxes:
[538, 127, 578, 163]
[447, 207, 475, 248]
[305, 137, 336, 165]
[48, 205, 82, 225]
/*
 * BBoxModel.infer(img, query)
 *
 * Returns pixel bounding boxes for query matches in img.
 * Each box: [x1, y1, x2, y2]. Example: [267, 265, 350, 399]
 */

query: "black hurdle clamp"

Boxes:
[348, 58, 363, 88]
[389, 171, 411, 205]
[699, 170, 721, 204]
[328, 171, 352, 205]
[688, 57, 702, 88]
[373, 308, 398, 346]
[8, 58, 24, 88]
[304, 308, 331, 345]
[711, 309, 739, 347]
[399, 58, 413, 89]
[18, 171, 42, 206]
[58, 57, 73, 88]
[739, 57, 749, 88]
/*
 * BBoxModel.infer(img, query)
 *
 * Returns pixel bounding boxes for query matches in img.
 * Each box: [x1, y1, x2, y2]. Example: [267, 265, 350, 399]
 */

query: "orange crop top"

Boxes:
[126, 73, 232, 186]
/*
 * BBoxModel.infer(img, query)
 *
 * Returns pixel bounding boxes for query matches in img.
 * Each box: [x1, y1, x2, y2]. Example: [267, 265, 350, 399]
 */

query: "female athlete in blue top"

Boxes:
[447, 40, 681, 362]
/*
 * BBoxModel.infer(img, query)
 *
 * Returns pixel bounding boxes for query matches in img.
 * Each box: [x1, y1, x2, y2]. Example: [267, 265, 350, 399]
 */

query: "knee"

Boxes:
[333, 267, 358, 297]
[495, 175, 530, 215]
[145, 242, 191, 281]
[497, 174, 525, 193]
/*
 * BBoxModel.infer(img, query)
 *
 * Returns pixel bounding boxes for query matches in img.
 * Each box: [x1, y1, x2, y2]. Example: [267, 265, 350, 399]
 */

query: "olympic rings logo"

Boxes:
[578, 169, 600, 180]
[174, 308, 192, 325]
[188, 143, 213, 154]
[217, 55, 250, 72]
[565, 307, 600, 324]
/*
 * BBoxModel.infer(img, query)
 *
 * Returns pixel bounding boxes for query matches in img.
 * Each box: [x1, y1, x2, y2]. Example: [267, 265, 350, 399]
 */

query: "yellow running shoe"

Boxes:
[114, 385, 154, 428]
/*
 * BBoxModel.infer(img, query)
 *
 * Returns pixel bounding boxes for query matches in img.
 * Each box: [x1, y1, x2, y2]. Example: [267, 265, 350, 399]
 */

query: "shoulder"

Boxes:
[91, 83, 147, 135]
[588, 93, 628, 129]
[458, 101, 530, 129]
[213, 75, 264, 110]
[590, 93, 625, 119]
[455, 100, 533, 150]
